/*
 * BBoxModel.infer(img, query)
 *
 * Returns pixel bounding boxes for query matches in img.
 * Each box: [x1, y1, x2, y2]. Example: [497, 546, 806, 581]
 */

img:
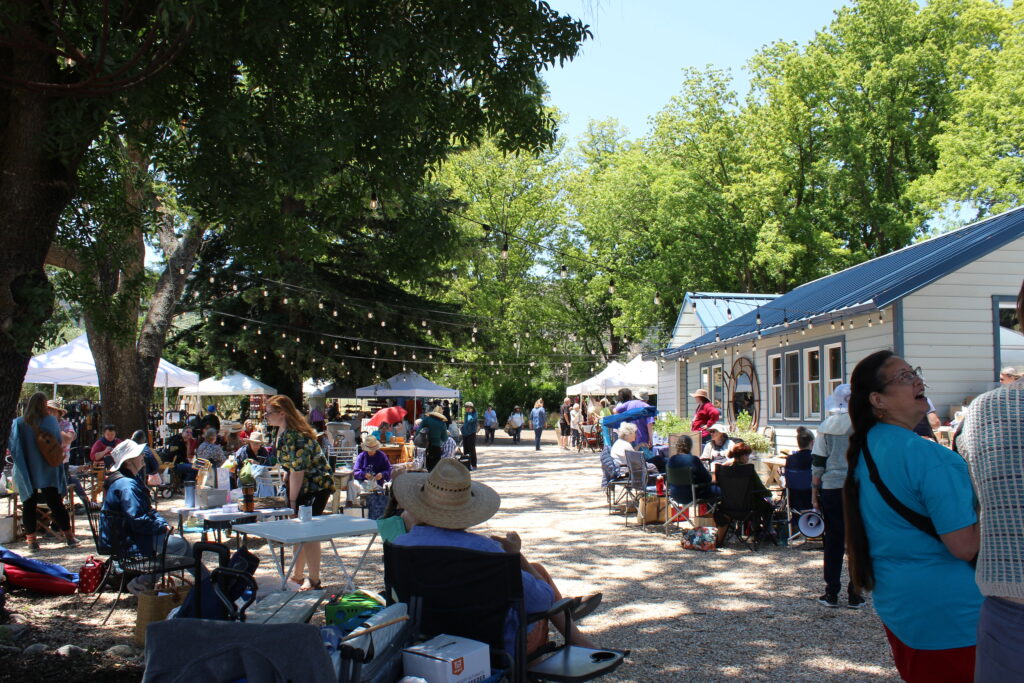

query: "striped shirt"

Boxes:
[961, 378, 1024, 599]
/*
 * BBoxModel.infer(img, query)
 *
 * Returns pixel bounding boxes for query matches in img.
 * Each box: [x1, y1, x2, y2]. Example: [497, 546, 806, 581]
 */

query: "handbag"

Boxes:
[28, 422, 64, 467]
[77, 555, 107, 594]
[412, 428, 429, 448]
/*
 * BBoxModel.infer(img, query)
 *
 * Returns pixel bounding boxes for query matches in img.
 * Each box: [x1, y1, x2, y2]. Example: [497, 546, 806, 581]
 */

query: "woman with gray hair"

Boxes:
[810, 384, 864, 609]
[195, 427, 226, 486]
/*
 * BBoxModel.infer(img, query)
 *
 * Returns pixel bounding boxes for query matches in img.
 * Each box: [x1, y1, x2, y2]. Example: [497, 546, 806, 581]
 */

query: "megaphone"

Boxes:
[797, 510, 825, 538]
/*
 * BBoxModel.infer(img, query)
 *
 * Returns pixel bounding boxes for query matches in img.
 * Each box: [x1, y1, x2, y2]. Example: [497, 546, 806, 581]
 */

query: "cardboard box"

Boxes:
[403, 634, 490, 683]
[693, 515, 718, 528]
[636, 497, 666, 524]
[196, 486, 228, 509]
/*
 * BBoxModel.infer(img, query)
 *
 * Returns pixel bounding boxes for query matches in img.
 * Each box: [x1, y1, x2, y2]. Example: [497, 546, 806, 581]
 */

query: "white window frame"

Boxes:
[825, 343, 843, 395]
[804, 347, 821, 420]
[783, 350, 800, 419]
[769, 354, 783, 419]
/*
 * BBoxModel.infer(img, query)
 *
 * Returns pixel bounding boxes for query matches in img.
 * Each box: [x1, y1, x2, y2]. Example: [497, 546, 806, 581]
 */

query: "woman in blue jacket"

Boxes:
[530, 399, 547, 451]
[10, 392, 79, 549]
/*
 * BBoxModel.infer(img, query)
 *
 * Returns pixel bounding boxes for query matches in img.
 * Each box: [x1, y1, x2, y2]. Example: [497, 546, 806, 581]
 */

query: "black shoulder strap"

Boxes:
[861, 442, 940, 541]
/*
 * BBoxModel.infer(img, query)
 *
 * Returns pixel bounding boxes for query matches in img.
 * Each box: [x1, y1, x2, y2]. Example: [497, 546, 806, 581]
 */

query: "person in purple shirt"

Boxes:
[353, 435, 392, 485]
[613, 388, 654, 447]
[393, 459, 602, 655]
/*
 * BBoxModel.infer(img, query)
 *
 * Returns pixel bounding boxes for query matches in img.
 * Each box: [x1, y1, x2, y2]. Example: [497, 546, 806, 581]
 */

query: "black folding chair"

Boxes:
[599, 447, 629, 514]
[663, 464, 717, 537]
[384, 543, 628, 682]
[715, 464, 769, 551]
[93, 508, 196, 624]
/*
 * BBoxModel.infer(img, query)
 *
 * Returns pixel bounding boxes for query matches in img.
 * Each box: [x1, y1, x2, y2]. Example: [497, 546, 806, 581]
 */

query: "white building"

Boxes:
[656, 208, 1024, 452]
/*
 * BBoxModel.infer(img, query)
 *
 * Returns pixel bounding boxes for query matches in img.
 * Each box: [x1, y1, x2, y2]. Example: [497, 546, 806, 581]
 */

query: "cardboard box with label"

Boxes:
[403, 634, 490, 683]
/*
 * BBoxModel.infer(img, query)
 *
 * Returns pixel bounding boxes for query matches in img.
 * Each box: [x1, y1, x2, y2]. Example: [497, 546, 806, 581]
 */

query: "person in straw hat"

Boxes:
[236, 431, 270, 464]
[700, 423, 735, 470]
[393, 459, 602, 654]
[416, 404, 450, 472]
[353, 435, 392, 486]
[690, 388, 720, 446]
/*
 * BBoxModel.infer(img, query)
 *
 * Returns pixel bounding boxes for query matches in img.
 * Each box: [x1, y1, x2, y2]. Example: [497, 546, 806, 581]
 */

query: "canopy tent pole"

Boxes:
[52, 383, 57, 400]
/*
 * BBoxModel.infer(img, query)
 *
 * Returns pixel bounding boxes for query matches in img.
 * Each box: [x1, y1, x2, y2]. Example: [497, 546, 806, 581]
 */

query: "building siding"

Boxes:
[900, 234, 1024, 421]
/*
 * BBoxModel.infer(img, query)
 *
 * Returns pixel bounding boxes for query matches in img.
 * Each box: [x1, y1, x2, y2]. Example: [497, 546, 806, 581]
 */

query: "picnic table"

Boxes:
[233, 514, 378, 591]
[247, 590, 328, 624]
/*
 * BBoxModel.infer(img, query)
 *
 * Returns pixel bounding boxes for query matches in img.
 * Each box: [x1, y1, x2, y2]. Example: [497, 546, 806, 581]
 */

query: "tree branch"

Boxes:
[44, 244, 81, 272]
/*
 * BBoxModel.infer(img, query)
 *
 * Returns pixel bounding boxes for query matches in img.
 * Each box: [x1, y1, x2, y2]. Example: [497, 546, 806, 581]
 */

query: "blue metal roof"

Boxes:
[687, 292, 779, 332]
[666, 207, 1024, 356]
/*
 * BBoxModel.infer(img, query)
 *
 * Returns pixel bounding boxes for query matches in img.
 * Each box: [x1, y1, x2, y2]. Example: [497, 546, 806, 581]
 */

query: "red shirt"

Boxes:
[691, 402, 720, 437]
[89, 437, 121, 463]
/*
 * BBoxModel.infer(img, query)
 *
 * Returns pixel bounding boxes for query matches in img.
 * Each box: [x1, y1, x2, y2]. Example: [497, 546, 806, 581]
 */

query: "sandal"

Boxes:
[570, 592, 603, 621]
[298, 578, 322, 592]
[289, 575, 305, 586]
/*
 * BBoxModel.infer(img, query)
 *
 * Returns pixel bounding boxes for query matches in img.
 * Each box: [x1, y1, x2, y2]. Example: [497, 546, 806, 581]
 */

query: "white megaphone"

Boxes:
[797, 510, 825, 538]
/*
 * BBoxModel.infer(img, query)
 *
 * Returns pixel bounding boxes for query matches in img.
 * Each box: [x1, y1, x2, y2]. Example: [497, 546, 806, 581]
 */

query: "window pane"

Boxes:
[772, 357, 781, 384]
[828, 347, 842, 380]
[712, 366, 724, 405]
[807, 350, 820, 381]
[784, 352, 800, 418]
[809, 385, 821, 415]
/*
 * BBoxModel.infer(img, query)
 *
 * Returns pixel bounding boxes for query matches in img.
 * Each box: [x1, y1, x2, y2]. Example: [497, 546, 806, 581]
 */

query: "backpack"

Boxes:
[27, 421, 63, 467]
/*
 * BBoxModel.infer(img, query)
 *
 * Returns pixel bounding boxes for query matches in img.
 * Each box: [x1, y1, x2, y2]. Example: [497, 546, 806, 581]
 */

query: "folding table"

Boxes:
[232, 514, 378, 591]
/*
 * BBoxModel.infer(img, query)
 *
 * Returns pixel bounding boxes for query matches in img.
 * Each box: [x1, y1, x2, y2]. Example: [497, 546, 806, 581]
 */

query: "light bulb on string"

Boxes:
[368, 312, 374, 319]
[209, 276, 214, 283]
[756, 308, 761, 325]
[801, 326, 806, 335]
[421, 320, 427, 327]
[392, 349, 397, 356]
[501, 241, 508, 259]
[257, 329, 261, 335]
[783, 310, 789, 327]
[283, 297, 289, 304]
[830, 320, 835, 330]
[808, 321, 814, 330]
[332, 309, 338, 317]
[868, 317, 873, 327]
[262, 289, 268, 297]
[369, 193, 379, 211]
[242, 324, 248, 330]
[608, 279, 615, 295]
[559, 264, 568, 278]
[219, 320, 224, 327]
[380, 320, 386, 328]
[179, 268, 185, 275]
[232, 284, 238, 291]
[318, 301, 324, 310]
[726, 307, 732, 320]
[654, 291, 661, 306]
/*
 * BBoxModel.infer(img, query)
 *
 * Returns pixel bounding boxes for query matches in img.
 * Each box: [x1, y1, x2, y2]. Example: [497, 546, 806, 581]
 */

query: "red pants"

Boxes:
[884, 625, 975, 682]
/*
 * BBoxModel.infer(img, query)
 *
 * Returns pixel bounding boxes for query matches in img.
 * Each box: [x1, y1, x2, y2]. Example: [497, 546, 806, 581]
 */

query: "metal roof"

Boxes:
[665, 206, 1024, 356]
[687, 292, 780, 332]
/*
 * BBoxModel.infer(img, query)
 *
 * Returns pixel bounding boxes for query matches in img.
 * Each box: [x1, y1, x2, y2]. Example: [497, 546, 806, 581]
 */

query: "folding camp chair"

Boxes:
[714, 464, 771, 551]
[577, 424, 601, 453]
[623, 450, 659, 529]
[782, 468, 818, 545]
[599, 447, 629, 514]
[383, 543, 628, 682]
[663, 464, 716, 537]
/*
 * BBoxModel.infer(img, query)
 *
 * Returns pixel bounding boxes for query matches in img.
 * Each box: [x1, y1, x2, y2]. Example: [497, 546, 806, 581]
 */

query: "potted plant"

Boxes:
[652, 411, 689, 444]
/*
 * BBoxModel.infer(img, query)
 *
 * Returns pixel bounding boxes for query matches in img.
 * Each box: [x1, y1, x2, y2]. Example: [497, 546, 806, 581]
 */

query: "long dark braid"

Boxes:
[842, 349, 894, 594]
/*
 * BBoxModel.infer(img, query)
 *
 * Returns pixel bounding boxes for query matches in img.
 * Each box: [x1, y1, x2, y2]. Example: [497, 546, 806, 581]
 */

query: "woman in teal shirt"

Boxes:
[844, 350, 980, 682]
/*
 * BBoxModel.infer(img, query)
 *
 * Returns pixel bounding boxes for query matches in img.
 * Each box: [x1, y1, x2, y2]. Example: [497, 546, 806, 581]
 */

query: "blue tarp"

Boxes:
[599, 406, 658, 446]
[0, 545, 78, 583]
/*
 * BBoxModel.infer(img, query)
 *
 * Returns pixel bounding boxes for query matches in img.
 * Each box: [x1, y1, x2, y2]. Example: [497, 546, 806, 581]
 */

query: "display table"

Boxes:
[379, 444, 414, 465]
[233, 514, 378, 591]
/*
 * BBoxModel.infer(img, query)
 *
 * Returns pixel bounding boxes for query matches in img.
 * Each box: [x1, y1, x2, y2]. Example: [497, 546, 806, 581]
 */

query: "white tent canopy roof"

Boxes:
[178, 370, 277, 396]
[616, 354, 658, 393]
[24, 333, 199, 388]
[566, 361, 624, 395]
[355, 371, 459, 399]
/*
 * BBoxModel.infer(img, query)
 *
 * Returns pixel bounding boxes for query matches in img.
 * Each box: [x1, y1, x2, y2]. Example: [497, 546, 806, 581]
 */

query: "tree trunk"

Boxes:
[0, 21, 95, 450]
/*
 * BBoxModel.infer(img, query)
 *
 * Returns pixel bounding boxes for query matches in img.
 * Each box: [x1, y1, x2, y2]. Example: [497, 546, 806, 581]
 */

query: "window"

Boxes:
[729, 357, 760, 427]
[769, 356, 782, 419]
[997, 298, 1021, 380]
[825, 344, 843, 393]
[805, 348, 821, 419]
[699, 362, 725, 413]
[784, 351, 800, 418]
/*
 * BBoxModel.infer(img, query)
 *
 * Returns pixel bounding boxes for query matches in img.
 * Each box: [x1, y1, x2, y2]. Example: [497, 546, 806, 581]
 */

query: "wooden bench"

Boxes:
[246, 590, 327, 624]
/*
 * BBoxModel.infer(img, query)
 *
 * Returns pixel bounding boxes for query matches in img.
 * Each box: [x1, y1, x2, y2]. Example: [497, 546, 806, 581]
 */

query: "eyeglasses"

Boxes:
[265, 408, 280, 415]
[884, 366, 924, 386]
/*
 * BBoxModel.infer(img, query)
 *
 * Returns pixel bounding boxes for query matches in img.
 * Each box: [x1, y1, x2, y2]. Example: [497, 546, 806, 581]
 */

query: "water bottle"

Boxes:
[184, 481, 196, 508]
[655, 475, 665, 496]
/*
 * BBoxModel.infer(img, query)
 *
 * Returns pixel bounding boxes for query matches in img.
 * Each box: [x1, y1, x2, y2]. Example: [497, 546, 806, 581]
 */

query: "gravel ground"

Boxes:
[1, 433, 901, 681]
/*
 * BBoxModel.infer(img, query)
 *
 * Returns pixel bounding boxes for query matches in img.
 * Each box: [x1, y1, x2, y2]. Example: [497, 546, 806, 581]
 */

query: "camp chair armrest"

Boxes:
[527, 597, 575, 624]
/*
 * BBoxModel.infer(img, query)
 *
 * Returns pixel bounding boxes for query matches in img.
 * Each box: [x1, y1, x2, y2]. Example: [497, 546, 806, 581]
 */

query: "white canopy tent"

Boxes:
[566, 361, 624, 395]
[356, 371, 459, 423]
[24, 334, 199, 415]
[614, 355, 658, 393]
[355, 371, 459, 399]
[178, 371, 277, 397]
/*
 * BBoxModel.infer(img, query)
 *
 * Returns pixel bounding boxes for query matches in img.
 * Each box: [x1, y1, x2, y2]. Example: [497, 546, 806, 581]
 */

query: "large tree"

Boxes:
[4, 1, 589, 437]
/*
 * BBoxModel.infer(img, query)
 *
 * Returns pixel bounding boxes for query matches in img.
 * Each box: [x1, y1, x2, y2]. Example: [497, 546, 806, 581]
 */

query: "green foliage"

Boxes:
[653, 411, 688, 438]
[733, 411, 773, 454]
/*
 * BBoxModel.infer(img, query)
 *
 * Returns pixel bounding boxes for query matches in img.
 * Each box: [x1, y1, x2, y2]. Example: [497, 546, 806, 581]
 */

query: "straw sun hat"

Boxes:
[108, 440, 146, 473]
[45, 400, 66, 416]
[362, 435, 381, 451]
[425, 405, 448, 421]
[393, 459, 500, 530]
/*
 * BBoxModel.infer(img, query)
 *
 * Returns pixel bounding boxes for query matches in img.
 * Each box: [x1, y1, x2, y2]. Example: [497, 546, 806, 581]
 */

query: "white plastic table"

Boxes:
[232, 514, 378, 591]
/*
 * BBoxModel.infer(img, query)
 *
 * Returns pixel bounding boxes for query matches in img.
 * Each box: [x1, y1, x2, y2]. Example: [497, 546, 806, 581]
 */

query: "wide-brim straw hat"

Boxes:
[706, 422, 729, 435]
[393, 459, 500, 530]
[691, 389, 710, 400]
[425, 406, 448, 421]
[245, 432, 266, 445]
[108, 440, 146, 473]
[45, 400, 66, 416]
[362, 435, 381, 451]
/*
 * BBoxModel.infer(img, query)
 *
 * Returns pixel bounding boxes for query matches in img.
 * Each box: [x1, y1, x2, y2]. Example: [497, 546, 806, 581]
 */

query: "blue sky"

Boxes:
[544, 0, 851, 144]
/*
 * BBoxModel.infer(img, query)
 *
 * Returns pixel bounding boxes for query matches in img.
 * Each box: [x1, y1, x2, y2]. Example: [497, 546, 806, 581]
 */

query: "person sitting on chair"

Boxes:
[353, 435, 392, 486]
[667, 435, 720, 506]
[717, 442, 776, 544]
[100, 440, 189, 591]
[701, 424, 735, 470]
[785, 426, 814, 512]
[393, 459, 602, 655]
